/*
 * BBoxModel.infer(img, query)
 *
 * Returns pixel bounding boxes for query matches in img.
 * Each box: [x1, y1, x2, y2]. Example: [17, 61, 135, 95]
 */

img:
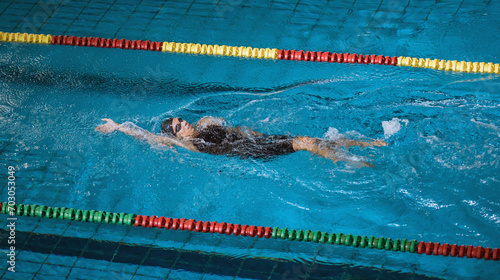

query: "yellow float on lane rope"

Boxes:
[161, 41, 278, 59]
[397, 56, 499, 74]
[0, 32, 52, 44]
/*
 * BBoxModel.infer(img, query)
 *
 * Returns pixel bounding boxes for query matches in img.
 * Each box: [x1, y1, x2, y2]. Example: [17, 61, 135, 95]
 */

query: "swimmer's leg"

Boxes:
[292, 137, 374, 167]
[328, 153, 374, 168]
[337, 139, 388, 148]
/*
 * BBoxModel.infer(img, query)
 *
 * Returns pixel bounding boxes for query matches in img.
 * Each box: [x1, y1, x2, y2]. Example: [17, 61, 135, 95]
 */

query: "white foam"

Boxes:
[323, 127, 343, 140]
[382, 118, 409, 138]
[471, 118, 500, 137]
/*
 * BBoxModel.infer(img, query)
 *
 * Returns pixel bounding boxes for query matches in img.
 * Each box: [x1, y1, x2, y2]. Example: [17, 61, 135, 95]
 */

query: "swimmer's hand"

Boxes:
[95, 118, 119, 134]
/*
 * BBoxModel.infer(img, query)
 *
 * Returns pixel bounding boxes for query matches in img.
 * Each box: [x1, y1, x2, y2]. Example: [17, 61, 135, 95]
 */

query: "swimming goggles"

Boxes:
[173, 118, 184, 135]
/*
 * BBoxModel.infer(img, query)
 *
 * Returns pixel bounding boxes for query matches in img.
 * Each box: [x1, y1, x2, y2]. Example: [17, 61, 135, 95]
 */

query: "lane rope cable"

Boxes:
[1, 202, 499, 261]
[0, 31, 499, 74]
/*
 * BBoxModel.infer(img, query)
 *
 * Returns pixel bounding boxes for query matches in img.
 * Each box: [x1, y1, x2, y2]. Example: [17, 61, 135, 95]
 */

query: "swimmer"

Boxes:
[96, 117, 387, 167]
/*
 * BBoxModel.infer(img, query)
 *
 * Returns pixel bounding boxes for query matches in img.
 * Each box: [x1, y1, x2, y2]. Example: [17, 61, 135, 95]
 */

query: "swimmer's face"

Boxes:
[172, 118, 195, 138]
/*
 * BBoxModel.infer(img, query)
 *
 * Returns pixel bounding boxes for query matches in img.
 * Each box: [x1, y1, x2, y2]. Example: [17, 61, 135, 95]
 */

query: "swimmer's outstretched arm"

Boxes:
[95, 118, 199, 152]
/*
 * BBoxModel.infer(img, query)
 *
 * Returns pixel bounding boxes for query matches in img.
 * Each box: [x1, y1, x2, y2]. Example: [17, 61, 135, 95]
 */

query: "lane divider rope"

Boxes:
[1, 202, 498, 261]
[1, 31, 499, 74]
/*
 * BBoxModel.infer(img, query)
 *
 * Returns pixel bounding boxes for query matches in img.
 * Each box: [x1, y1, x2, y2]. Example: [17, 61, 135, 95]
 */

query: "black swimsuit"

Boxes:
[191, 125, 295, 159]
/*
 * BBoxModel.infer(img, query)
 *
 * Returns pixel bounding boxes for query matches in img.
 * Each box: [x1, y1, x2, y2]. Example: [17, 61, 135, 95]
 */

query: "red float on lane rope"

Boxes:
[277, 49, 398, 67]
[51, 35, 163, 51]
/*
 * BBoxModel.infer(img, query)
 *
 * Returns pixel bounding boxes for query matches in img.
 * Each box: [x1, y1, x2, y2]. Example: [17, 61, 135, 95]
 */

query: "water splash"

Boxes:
[382, 118, 409, 138]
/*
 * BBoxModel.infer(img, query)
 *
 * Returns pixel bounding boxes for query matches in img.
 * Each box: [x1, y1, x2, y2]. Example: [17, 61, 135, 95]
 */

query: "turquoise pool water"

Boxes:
[1, 0, 499, 279]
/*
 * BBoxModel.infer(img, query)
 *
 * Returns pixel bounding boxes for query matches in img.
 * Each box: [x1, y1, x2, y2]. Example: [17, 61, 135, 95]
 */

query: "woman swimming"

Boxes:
[96, 117, 387, 167]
